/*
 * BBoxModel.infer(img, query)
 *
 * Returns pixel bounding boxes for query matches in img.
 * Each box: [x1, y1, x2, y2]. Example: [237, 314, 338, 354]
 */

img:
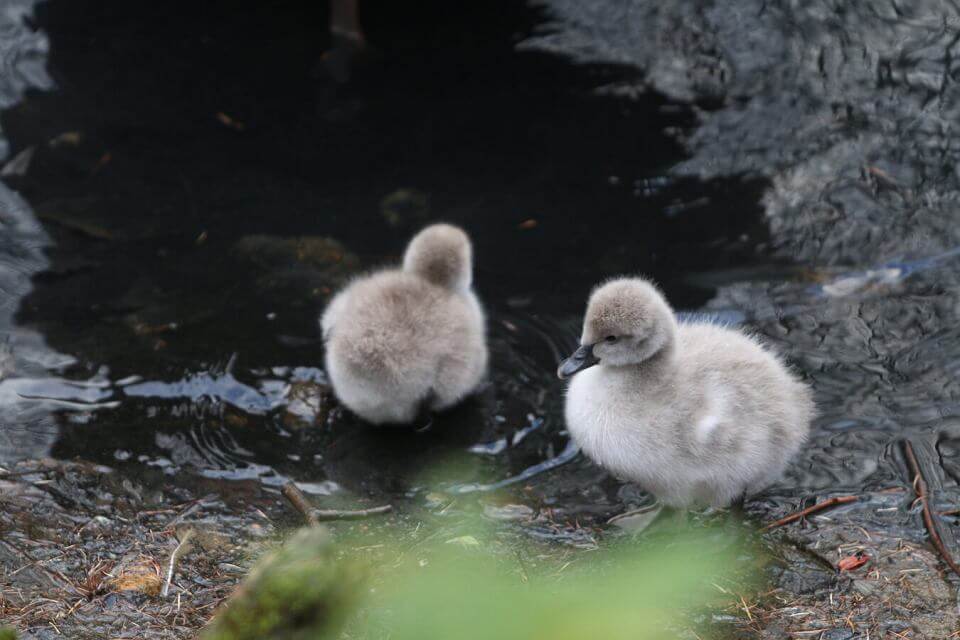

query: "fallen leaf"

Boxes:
[49, 131, 83, 147]
[837, 551, 869, 572]
[108, 560, 162, 596]
[217, 112, 246, 131]
[131, 321, 179, 336]
[91, 151, 112, 174]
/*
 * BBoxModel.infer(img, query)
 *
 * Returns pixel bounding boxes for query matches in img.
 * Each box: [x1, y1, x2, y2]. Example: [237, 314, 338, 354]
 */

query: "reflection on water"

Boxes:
[122, 362, 292, 415]
[46, 310, 578, 502]
[0, 0, 88, 461]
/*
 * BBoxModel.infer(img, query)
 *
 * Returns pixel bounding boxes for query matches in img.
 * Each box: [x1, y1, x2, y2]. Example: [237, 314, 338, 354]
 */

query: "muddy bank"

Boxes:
[0, 458, 284, 638]
[6, 456, 956, 639]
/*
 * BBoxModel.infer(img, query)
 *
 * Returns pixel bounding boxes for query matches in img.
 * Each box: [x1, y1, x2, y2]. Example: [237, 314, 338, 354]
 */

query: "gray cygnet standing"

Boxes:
[559, 277, 814, 508]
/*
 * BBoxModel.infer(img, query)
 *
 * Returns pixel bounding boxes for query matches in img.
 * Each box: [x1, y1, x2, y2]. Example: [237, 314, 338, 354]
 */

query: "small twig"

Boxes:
[166, 494, 215, 529]
[762, 495, 858, 531]
[739, 594, 753, 622]
[607, 504, 660, 525]
[281, 481, 392, 526]
[902, 440, 960, 578]
[311, 505, 393, 520]
[161, 529, 195, 598]
[0, 467, 46, 479]
[81, 560, 113, 598]
[282, 482, 320, 526]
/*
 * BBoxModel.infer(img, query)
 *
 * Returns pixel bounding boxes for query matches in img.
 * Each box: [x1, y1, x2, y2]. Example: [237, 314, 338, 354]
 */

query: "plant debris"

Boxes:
[281, 481, 392, 525]
[902, 439, 960, 578]
[836, 551, 869, 572]
[762, 496, 858, 531]
[0, 458, 281, 638]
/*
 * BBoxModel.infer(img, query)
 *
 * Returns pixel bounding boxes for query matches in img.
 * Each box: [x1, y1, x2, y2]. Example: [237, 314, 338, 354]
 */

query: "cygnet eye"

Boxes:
[604, 335, 618, 343]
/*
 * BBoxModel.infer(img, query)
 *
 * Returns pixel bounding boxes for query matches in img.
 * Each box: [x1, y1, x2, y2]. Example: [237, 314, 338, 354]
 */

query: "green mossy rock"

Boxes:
[203, 527, 365, 640]
[0, 627, 18, 640]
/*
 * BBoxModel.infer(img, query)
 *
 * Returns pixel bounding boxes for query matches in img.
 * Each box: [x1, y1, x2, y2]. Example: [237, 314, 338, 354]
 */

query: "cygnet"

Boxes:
[321, 224, 488, 424]
[558, 277, 814, 508]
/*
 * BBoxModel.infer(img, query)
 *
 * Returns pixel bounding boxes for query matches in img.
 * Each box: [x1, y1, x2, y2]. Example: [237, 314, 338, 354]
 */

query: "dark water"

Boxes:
[0, 0, 957, 554]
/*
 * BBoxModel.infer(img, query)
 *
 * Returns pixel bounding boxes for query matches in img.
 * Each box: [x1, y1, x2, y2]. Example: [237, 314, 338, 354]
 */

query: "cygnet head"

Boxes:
[558, 277, 676, 379]
[402, 223, 473, 291]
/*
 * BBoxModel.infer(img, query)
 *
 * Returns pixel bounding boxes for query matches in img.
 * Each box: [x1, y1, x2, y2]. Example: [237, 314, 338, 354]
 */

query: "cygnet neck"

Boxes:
[640, 339, 676, 372]
[402, 236, 471, 292]
[603, 325, 678, 377]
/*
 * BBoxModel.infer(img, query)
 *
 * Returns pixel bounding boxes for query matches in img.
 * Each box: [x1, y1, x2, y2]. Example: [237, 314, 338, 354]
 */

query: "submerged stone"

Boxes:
[231, 235, 360, 305]
[482, 503, 535, 521]
[380, 188, 430, 228]
[232, 235, 359, 278]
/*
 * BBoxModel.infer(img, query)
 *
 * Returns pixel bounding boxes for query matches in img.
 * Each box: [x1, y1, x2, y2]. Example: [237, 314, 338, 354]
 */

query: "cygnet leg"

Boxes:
[412, 392, 437, 432]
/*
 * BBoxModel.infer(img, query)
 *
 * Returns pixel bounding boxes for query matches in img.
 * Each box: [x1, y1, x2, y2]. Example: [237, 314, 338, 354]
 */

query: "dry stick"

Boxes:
[902, 440, 960, 578]
[282, 482, 320, 526]
[166, 493, 218, 529]
[762, 495, 859, 531]
[311, 505, 394, 520]
[281, 481, 392, 526]
[161, 529, 195, 598]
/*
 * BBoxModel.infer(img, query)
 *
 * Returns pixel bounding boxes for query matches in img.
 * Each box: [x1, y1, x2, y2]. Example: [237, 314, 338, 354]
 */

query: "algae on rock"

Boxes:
[202, 527, 365, 640]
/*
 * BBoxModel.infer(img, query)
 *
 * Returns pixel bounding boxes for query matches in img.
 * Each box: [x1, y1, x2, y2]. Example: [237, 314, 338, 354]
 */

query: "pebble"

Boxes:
[852, 579, 877, 597]
[218, 563, 246, 575]
[80, 515, 114, 537]
[482, 503, 534, 521]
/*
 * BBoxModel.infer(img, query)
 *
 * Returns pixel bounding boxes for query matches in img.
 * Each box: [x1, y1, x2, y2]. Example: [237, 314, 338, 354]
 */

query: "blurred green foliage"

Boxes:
[361, 529, 741, 639]
[0, 627, 17, 640]
[202, 527, 366, 640]
[204, 517, 750, 640]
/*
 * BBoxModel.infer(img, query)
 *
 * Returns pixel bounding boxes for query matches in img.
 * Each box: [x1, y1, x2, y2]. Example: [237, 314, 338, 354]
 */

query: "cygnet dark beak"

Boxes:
[557, 343, 599, 379]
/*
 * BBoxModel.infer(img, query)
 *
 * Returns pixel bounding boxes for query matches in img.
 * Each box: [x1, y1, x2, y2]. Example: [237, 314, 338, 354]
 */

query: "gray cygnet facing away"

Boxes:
[558, 277, 814, 508]
[321, 224, 488, 424]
